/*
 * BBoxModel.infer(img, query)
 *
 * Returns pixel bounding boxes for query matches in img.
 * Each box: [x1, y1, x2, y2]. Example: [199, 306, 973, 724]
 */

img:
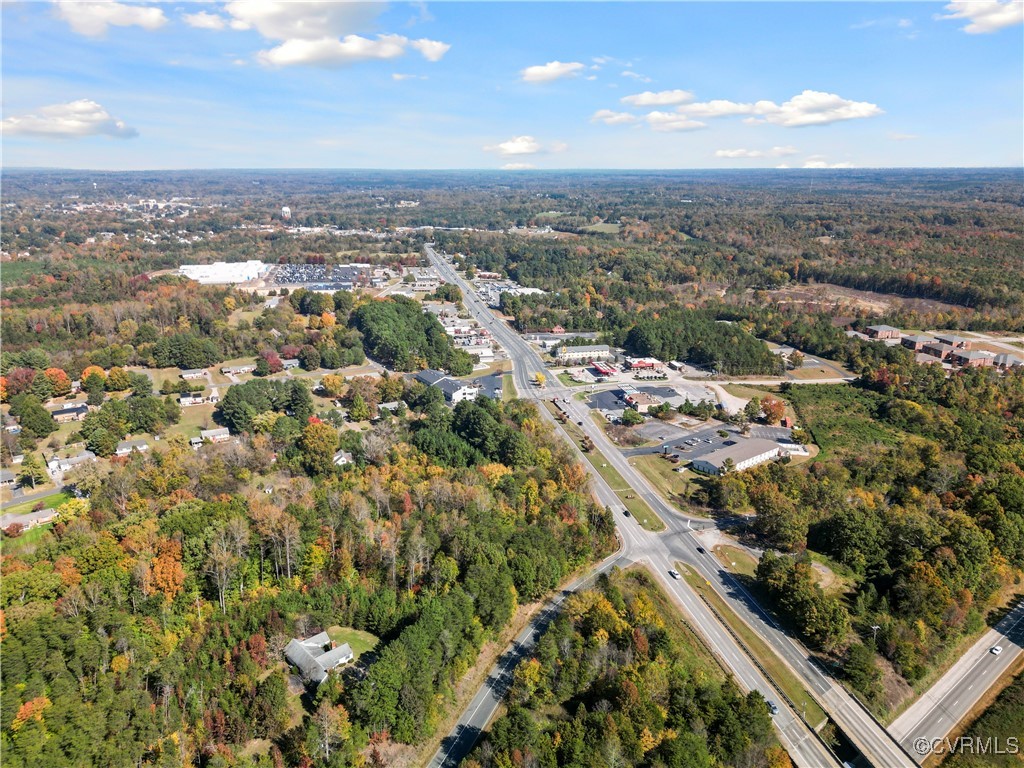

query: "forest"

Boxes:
[1, 392, 616, 767]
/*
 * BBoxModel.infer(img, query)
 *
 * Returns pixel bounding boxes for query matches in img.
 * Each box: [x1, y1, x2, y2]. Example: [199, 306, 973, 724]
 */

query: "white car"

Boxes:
[990, 645, 1003, 655]
[668, 569, 681, 580]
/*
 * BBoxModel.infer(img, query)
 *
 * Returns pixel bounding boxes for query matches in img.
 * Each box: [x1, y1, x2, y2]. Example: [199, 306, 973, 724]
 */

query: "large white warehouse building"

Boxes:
[690, 438, 781, 476]
[179, 261, 270, 285]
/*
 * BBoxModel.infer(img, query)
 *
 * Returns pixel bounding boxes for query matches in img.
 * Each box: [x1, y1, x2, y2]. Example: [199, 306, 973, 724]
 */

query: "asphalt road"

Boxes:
[889, 600, 1024, 763]
[426, 245, 843, 768]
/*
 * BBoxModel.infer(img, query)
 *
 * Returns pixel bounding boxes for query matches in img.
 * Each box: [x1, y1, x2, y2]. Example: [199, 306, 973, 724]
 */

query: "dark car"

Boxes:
[696, 546, 706, 554]
[623, 509, 631, 517]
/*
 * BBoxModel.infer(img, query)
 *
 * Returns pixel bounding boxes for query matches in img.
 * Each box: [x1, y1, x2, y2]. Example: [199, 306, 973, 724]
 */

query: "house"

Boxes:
[556, 344, 613, 363]
[285, 632, 354, 685]
[282, 359, 301, 370]
[901, 335, 935, 352]
[934, 334, 972, 350]
[200, 427, 231, 443]
[115, 439, 150, 457]
[47, 450, 97, 473]
[949, 350, 992, 368]
[866, 325, 901, 340]
[333, 450, 353, 466]
[923, 342, 955, 360]
[51, 403, 90, 423]
[550, 324, 566, 334]
[221, 364, 257, 376]
[189, 437, 204, 449]
[179, 393, 207, 407]
[0, 507, 56, 531]
[11, 454, 24, 465]
[0, 469, 18, 487]
[436, 378, 481, 404]
[994, 353, 1023, 370]
[378, 401, 403, 414]
[690, 439, 781, 476]
[180, 368, 207, 380]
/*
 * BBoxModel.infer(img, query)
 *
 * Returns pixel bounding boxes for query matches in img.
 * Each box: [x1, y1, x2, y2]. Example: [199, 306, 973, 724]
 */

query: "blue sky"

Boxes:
[2, 1, 1021, 169]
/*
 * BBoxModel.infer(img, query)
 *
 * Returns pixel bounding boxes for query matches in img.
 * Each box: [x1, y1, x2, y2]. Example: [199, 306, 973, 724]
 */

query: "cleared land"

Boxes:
[326, 626, 379, 660]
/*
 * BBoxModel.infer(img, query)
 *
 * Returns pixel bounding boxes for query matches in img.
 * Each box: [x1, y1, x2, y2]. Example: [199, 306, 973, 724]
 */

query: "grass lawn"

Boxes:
[556, 372, 590, 387]
[786, 384, 899, 460]
[544, 403, 664, 531]
[631, 454, 693, 511]
[164, 403, 218, 439]
[790, 366, 849, 380]
[326, 626, 379, 660]
[3, 524, 55, 554]
[723, 383, 780, 401]
[501, 374, 516, 401]
[582, 222, 621, 234]
[713, 544, 760, 579]
[678, 563, 829, 729]
[3, 490, 72, 517]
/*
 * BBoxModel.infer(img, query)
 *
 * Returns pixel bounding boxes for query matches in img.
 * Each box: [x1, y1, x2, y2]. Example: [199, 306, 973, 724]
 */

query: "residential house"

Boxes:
[333, 450, 353, 466]
[0, 469, 18, 487]
[282, 359, 301, 370]
[47, 450, 97, 474]
[200, 427, 231, 443]
[285, 632, 354, 685]
[115, 439, 150, 457]
[51, 403, 90, 423]
[179, 393, 208, 407]
[180, 368, 207, 380]
[221, 364, 257, 376]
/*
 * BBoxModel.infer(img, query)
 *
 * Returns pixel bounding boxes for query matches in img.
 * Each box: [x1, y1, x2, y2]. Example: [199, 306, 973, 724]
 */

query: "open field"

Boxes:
[723, 383, 779, 400]
[765, 282, 966, 316]
[581, 222, 621, 234]
[556, 372, 590, 387]
[789, 365, 853, 380]
[165, 403, 218, 439]
[501, 374, 515, 400]
[679, 563, 829, 729]
[713, 543, 760, 579]
[787, 384, 899, 459]
[326, 626, 379, 660]
[631, 453, 692, 510]
[2, 524, 54, 554]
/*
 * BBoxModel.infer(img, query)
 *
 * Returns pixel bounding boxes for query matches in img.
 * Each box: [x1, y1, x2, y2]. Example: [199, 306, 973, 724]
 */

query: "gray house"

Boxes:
[284, 632, 353, 685]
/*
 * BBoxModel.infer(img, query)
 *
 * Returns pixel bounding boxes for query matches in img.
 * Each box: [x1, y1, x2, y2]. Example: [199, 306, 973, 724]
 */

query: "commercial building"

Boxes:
[923, 342, 955, 361]
[949, 350, 992, 368]
[556, 344, 613, 363]
[934, 334, 972, 350]
[901, 335, 935, 352]
[994, 353, 1023, 370]
[866, 325, 901, 340]
[285, 632, 353, 686]
[623, 390, 662, 413]
[690, 439, 781, 476]
[625, 357, 663, 370]
[179, 261, 270, 285]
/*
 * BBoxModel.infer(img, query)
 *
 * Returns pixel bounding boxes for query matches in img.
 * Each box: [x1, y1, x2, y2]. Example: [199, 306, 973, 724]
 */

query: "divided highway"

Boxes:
[426, 245, 843, 768]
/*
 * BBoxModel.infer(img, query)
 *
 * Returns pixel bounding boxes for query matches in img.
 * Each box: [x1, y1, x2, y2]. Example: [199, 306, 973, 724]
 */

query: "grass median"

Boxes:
[545, 402, 664, 532]
[678, 562, 829, 730]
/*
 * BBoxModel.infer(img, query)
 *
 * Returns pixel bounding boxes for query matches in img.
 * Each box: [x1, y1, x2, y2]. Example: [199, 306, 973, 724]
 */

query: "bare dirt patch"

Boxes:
[765, 283, 964, 316]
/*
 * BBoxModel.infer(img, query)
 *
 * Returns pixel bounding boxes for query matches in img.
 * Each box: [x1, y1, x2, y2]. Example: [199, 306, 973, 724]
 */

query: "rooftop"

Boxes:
[693, 438, 781, 469]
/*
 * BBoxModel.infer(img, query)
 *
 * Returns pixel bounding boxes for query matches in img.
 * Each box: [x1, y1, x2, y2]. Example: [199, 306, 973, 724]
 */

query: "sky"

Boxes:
[2, 0, 1022, 169]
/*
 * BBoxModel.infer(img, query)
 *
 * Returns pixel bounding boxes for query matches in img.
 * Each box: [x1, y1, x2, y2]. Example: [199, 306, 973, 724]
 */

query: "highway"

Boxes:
[889, 600, 1024, 762]
[426, 244, 843, 768]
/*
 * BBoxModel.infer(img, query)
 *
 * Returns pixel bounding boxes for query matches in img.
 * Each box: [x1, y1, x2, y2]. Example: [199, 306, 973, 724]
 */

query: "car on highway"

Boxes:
[696, 546, 706, 554]
[668, 569, 681, 580]
[990, 645, 1003, 655]
[767, 701, 779, 716]
[623, 509, 630, 517]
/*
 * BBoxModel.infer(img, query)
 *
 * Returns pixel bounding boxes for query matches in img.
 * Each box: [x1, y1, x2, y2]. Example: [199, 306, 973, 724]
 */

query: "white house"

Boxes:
[285, 632, 353, 685]
[115, 439, 150, 457]
[200, 427, 231, 443]
[47, 450, 97, 474]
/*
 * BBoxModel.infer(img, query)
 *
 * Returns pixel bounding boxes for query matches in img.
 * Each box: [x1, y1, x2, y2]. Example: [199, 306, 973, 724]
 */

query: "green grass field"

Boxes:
[582, 222, 621, 234]
[326, 626, 379, 660]
[713, 544, 760, 579]
[2, 524, 54, 554]
[556, 372, 590, 387]
[501, 374, 515, 401]
[786, 384, 898, 458]
[631, 453, 693, 510]
[164, 403, 218, 439]
[2, 490, 72, 517]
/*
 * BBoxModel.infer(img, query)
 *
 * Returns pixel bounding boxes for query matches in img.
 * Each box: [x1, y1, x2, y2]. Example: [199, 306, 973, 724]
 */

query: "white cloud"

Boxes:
[889, 132, 919, 141]
[257, 34, 449, 67]
[715, 146, 798, 159]
[2, 99, 138, 139]
[484, 136, 567, 156]
[679, 99, 759, 118]
[502, 163, 535, 170]
[54, 1, 166, 37]
[520, 61, 585, 83]
[410, 38, 451, 62]
[223, 1, 381, 40]
[939, 0, 1023, 33]
[621, 70, 652, 83]
[755, 90, 882, 126]
[591, 109, 638, 125]
[803, 155, 855, 168]
[646, 111, 706, 132]
[183, 11, 226, 31]
[621, 89, 694, 107]
[392, 73, 427, 81]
